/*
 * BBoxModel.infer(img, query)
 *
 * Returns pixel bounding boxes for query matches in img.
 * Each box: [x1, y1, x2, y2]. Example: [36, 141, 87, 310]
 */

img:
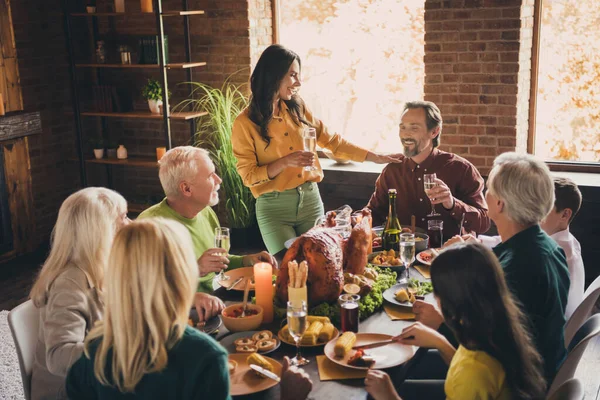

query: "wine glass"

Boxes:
[214, 227, 230, 281]
[399, 233, 415, 283]
[424, 173, 441, 217]
[287, 300, 309, 366]
[303, 127, 317, 171]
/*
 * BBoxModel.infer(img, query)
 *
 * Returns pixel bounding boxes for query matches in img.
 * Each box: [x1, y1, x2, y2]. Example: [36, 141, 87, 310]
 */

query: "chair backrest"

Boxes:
[548, 314, 600, 396]
[564, 274, 600, 347]
[546, 378, 584, 400]
[8, 300, 40, 400]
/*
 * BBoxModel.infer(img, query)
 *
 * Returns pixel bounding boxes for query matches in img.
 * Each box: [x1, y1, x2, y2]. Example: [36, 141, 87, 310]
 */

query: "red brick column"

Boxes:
[424, 0, 533, 175]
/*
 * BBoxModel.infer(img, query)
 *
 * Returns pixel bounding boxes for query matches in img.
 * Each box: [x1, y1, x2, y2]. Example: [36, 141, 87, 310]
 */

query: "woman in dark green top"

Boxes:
[65, 218, 230, 399]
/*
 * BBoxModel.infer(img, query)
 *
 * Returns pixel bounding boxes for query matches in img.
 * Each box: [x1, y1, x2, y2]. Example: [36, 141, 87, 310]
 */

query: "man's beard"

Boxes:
[208, 187, 220, 207]
[402, 139, 421, 157]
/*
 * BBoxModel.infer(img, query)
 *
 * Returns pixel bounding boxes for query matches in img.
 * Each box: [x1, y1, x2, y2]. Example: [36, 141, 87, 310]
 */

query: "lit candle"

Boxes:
[254, 262, 274, 323]
[156, 147, 166, 161]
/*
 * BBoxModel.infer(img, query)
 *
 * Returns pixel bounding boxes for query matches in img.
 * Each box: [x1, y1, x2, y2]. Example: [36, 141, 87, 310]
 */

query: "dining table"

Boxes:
[210, 260, 433, 400]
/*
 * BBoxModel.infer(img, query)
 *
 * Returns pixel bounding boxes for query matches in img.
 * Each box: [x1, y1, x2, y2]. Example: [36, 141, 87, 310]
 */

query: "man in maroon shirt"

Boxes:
[366, 101, 490, 240]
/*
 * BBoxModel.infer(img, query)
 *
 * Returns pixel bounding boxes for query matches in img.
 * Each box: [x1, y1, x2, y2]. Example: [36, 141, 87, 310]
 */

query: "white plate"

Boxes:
[284, 237, 297, 249]
[416, 248, 440, 266]
[382, 283, 414, 307]
[219, 331, 280, 355]
[324, 333, 415, 370]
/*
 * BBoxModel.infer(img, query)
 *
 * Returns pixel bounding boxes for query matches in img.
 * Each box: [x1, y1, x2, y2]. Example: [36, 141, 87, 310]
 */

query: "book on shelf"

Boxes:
[138, 35, 169, 65]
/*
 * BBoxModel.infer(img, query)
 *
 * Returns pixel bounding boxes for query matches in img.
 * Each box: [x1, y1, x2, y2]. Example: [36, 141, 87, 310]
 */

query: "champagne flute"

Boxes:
[399, 233, 415, 283]
[424, 173, 441, 217]
[214, 227, 230, 281]
[287, 300, 309, 366]
[303, 127, 317, 171]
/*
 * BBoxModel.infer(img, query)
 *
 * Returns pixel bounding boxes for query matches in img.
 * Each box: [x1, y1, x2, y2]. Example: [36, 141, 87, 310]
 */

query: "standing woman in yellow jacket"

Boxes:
[232, 44, 399, 254]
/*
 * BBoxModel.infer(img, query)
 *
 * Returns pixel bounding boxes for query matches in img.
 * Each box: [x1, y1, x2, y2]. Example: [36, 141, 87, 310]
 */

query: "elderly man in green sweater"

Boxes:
[139, 146, 277, 319]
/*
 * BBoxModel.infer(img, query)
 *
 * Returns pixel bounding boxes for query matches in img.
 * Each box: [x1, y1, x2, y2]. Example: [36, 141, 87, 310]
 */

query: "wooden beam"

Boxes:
[0, 0, 23, 112]
[528, 0, 543, 154]
[2, 137, 35, 253]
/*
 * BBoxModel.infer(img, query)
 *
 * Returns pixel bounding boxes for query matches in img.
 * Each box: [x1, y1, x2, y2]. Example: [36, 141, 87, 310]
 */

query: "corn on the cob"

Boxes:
[334, 331, 356, 357]
[318, 323, 335, 342]
[280, 327, 294, 343]
[300, 321, 324, 345]
[307, 316, 331, 324]
[247, 353, 274, 378]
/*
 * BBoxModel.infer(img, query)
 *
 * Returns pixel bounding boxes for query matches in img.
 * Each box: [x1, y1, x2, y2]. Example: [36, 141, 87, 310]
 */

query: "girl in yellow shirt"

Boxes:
[232, 44, 399, 254]
[365, 243, 547, 400]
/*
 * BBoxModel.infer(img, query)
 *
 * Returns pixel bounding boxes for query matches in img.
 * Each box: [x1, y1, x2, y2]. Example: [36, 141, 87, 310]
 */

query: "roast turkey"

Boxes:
[276, 208, 373, 306]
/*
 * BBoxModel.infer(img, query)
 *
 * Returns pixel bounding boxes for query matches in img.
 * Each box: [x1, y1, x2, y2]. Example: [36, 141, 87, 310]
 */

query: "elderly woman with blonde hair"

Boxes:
[66, 218, 313, 399]
[29, 187, 129, 400]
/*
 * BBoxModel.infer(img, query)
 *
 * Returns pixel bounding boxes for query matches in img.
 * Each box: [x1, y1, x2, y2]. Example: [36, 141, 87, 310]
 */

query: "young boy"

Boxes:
[540, 177, 584, 320]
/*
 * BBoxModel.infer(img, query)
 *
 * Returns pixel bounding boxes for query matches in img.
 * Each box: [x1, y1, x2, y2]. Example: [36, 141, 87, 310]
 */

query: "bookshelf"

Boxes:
[64, 1, 205, 210]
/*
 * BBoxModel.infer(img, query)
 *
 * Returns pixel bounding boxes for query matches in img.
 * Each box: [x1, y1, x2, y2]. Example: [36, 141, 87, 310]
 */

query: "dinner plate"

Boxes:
[220, 331, 281, 355]
[416, 248, 440, 266]
[188, 312, 221, 335]
[215, 267, 278, 292]
[367, 251, 404, 268]
[284, 237, 298, 249]
[382, 283, 415, 307]
[228, 353, 282, 396]
[324, 333, 415, 370]
[277, 325, 340, 347]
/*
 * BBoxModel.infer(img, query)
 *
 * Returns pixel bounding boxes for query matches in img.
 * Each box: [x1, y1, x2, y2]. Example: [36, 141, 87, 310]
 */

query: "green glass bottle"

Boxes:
[382, 189, 402, 252]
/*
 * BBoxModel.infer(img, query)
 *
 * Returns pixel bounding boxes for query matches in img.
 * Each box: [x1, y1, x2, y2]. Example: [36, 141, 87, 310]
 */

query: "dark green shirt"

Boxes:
[66, 326, 231, 400]
[493, 225, 569, 384]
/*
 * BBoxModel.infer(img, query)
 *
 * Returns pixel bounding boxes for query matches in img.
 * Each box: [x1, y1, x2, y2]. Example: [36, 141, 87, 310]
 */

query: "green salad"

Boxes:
[408, 278, 433, 296]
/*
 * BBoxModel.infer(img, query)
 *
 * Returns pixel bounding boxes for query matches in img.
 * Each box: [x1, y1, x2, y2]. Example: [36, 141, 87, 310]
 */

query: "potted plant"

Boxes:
[141, 78, 171, 114]
[89, 137, 104, 159]
[176, 78, 259, 248]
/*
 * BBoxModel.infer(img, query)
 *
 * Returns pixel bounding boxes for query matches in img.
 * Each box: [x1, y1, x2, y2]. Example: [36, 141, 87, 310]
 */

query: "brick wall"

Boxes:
[424, 0, 532, 175]
[10, 0, 82, 246]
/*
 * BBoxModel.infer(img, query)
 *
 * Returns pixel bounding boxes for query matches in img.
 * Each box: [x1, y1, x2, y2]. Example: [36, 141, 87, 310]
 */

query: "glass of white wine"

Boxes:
[214, 227, 230, 281]
[424, 173, 441, 217]
[399, 233, 415, 283]
[287, 300, 309, 366]
[303, 127, 317, 171]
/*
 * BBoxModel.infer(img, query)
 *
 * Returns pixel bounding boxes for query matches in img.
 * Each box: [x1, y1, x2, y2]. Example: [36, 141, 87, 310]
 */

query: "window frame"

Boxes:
[528, 0, 600, 173]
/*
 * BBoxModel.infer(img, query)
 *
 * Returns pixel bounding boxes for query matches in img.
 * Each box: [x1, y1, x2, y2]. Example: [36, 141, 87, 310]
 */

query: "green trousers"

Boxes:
[256, 181, 324, 254]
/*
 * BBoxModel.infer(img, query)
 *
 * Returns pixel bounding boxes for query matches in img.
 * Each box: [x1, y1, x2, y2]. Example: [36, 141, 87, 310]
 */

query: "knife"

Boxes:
[352, 339, 394, 350]
[226, 277, 244, 291]
[249, 364, 281, 382]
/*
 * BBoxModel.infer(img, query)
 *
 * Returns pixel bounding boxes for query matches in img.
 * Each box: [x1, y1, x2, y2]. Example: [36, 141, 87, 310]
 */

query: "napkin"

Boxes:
[316, 355, 367, 381]
[414, 264, 431, 279]
[384, 304, 416, 321]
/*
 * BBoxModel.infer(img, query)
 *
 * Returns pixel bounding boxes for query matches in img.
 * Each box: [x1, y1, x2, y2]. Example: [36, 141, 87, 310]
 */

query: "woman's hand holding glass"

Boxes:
[284, 151, 315, 168]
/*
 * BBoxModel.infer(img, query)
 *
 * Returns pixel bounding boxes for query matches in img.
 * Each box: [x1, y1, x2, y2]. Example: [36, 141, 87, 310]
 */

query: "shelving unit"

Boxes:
[64, 0, 205, 205]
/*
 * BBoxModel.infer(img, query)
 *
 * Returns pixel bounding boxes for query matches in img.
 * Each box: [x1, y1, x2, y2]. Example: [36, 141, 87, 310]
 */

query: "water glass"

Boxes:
[214, 227, 230, 281]
[287, 301, 309, 365]
[303, 127, 317, 171]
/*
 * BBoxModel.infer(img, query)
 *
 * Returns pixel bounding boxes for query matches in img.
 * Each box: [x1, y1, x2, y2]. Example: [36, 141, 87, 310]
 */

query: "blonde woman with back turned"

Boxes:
[29, 187, 129, 400]
[65, 218, 230, 398]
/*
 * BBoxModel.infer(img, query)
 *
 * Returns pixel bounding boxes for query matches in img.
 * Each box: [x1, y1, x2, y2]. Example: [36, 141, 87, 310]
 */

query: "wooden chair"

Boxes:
[564, 274, 600, 347]
[548, 314, 600, 397]
[8, 300, 39, 400]
[546, 378, 584, 400]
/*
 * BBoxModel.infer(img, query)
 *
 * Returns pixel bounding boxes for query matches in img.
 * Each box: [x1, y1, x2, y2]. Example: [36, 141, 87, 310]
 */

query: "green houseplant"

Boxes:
[141, 78, 170, 114]
[176, 79, 256, 237]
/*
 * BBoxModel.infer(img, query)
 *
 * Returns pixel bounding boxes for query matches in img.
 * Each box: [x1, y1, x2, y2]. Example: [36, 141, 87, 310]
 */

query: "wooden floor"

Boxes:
[1, 247, 598, 399]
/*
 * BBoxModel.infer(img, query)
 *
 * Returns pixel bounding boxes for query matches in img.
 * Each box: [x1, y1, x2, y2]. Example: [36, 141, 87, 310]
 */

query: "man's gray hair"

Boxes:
[487, 152, 554, 225]
[158, 146, 210, 198]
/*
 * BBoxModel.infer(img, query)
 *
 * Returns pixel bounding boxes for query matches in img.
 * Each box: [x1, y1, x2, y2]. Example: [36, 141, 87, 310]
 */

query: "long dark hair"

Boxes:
[248, 44, 311, 148]
[430, 243, 546, 399]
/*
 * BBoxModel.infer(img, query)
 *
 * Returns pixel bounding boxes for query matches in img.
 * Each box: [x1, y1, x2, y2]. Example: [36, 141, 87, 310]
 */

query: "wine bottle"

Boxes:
[382, 189, 402, 252]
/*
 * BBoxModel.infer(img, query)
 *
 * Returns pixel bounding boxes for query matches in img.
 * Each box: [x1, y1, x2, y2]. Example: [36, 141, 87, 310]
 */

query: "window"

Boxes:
[278, 0, 425, 152]
[532, 0, 600, 164]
